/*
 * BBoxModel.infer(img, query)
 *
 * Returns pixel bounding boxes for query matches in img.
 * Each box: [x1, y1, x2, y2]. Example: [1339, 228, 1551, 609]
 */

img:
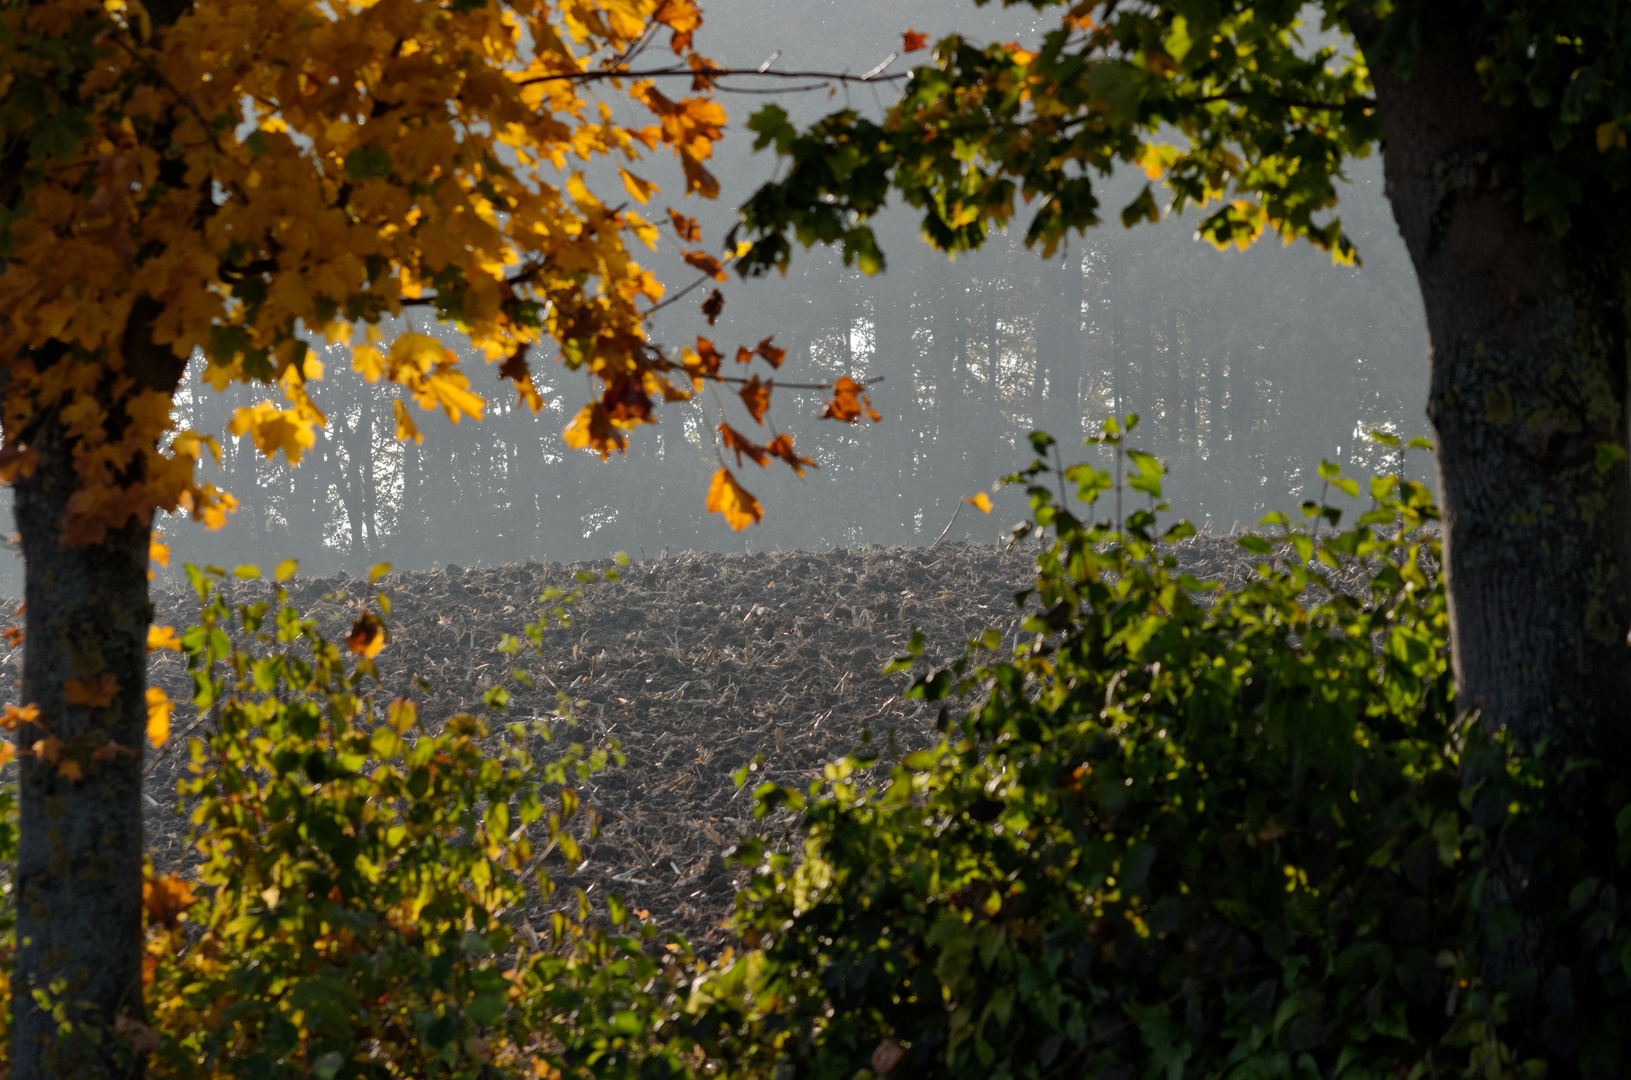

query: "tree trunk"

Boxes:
[1370, 29, 1631, 761]
[12, 421, 149, 1079]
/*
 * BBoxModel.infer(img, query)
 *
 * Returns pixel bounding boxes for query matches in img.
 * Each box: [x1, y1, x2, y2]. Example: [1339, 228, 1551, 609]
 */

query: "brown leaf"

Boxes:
[739, 375, 771, 424]
[766, 433, 817, 477]
[700, 289, 724, 325]
[64, 673, 119, 708]
[705, 467, 763, 531]
[755, 336, 787, 367]
[498, 344, 531, 384]
[346, 612, 387, 659]
[143, 874, 198, 930]
[902, 29, 929, 52]
[692, 337, 723, 377]
[720, 423, 770, 467]
[682, 250, 727, 281]
[114, 1012, 160, 1055]
[667, 209, 701, 243]
[821, 376, 865, 423]
[602, 375, 654, 424]
[863, 394, 882, 423]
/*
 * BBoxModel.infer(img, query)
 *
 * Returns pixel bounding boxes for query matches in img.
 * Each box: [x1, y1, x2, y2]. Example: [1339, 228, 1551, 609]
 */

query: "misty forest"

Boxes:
[1, 0, 1431, 593]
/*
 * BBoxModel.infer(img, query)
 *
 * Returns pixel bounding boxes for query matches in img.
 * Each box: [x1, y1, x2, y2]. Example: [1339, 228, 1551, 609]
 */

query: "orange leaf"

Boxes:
[667, 209, 702, 243]
[65, 673, 119, 709]
[821, 376, 866, 423]
[145, 686, 171, 748]
[965, 492, 994, 513]
[739, 376, 771, 424]
[2, 627, 22, 648]
[57, 759, 84, 782]
[705, 467, 763, 531]
[150, 535, 170, 568]
[767, 433, 817, 477]
[735, 345, 754, 365]
[720, 423, 770, 467]
[902, 29, 929, 53]
[0, 703, 38, 730]
[32, 735, 62, 763]
[143, 874, 198, 930]
[346, 612, 387, 659]
[755, 336, 787, 368]
[692, 337, 723, 377]
[863, 394, 882, 423]
[147, 625, 181, 652]
[682, 250, 727, 281]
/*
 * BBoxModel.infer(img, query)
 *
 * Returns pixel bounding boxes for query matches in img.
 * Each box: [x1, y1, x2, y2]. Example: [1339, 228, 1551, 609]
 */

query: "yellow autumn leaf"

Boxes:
[145, 686, 171, 748]
[706, 467, 763, 531]
[964, 491, 994, 513]
[388, 697, 418, 733]
[147, 625, 181, 652]
[414, 365, 486, 424]
[229, 402, 319, 465]
[393, 399, 423, 444]
[352, 343, 388, 382]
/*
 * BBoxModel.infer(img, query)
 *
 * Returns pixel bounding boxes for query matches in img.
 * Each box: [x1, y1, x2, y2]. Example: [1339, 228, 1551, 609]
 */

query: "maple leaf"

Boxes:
[668, 209, 703, 243]
[740, 376, 772, 424]
[145, 686, 171, 748]
[822, 376, 867, 423]
[706, 467, 763, 531]
[903, 29, 930, 53]
[147, 625, 181, 652]
[767, 433, 817, 477]
[346, 612, 387, 659]
[756, 337, 788, 367]
[57, 759, 84, 782]
[143, 874, 197, 930]
[701, 289, 724, 324]
[230, 402, 319, 465]
[65, 673, 119, 709]
[689, 337, 724, 377]
[654, 0, 703, 52]
[564, 402, 629, 459]
[0, 703, 39, 730]
[720, 423, 771, 467]
[683, 250, 727, 281]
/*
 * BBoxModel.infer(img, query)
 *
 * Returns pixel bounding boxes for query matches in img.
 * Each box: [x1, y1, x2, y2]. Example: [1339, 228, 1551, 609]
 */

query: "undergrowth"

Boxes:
[1, 420, 1628, 1079]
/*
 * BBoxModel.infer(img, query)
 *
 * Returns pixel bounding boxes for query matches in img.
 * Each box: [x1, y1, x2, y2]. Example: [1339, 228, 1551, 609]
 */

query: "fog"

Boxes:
[4, 1, 1434, 594]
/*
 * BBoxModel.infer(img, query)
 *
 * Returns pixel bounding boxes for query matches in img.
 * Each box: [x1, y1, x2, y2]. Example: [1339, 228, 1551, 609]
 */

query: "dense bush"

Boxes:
[4, 426, 1631, 1078]
[692, 426, 1631, 1080]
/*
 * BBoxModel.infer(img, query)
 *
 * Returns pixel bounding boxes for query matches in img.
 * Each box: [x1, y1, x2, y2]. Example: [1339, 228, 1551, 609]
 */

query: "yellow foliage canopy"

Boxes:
[0, 0, 734, 543]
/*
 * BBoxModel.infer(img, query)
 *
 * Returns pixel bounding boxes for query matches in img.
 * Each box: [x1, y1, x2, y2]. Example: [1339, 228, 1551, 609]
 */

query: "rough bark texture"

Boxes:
[12, 422, 151, 1079]
[1371, 19, 1631, 763]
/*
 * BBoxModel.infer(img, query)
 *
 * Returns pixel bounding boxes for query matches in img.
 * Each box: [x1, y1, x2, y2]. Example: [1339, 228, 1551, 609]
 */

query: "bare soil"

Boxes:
[1, 533, 1348, 953]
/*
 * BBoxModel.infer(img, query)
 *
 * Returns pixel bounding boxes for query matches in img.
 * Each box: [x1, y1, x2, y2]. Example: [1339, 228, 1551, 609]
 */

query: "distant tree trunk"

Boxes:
[1367, 20, 1631, 761]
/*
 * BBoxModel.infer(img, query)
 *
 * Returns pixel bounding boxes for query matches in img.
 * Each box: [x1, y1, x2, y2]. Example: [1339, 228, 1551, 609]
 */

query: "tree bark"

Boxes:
[1370, 25, 1631, 761]
[11, 423, 150, 1079]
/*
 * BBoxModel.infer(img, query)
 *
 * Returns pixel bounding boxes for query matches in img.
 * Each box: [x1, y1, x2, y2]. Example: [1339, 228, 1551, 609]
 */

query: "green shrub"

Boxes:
[690, 424, 1631, 1080]
[142, 564, 696, 1080]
